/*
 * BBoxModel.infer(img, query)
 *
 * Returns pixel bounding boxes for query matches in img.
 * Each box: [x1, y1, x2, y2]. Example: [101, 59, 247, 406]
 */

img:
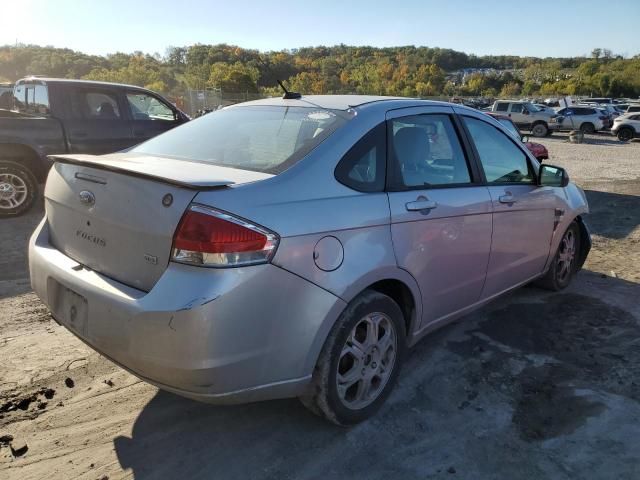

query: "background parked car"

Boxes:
[0, 83, 12, 109]
[485, 112, 549, 161]
[554, 106, 606, 133]
[0, 77, 189, 216]
[491, 100, 560, 137]
[611, 113, 640, 141]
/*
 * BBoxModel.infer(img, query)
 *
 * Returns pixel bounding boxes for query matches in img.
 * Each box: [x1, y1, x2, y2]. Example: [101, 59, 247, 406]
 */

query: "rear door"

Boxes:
[386, 106, 493, 327]
[459, 112, 556, 298]
[508, 103, 529, 128]
[125, 90, 182, 145]
[62, 85, 134, 154]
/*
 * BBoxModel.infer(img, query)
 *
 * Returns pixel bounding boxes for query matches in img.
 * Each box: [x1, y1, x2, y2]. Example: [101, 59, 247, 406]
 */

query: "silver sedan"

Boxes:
[29, 95, 590, 425]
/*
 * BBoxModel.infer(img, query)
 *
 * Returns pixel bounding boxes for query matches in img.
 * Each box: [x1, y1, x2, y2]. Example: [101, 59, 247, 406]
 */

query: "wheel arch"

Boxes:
[302, 269, 423, 377]
[0, 143, 48, 182]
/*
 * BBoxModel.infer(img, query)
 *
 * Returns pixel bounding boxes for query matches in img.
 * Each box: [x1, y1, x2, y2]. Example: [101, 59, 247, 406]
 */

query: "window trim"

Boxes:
[385, 112, 481, 192]
[459, 114, 539, 186]
[334, 122, 387, 193]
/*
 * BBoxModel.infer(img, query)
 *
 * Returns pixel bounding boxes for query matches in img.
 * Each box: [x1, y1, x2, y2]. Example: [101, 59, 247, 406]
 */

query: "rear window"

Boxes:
[132, 105, 352, 174]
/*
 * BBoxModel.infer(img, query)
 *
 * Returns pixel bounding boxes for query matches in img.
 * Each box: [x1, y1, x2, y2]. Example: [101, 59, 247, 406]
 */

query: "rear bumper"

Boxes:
[29, 218, 346, 404]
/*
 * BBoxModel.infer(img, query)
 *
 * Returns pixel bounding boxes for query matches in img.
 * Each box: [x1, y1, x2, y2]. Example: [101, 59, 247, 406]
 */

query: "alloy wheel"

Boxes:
[0, 173, 28, 211]
[336, 312, 397, 410]
[556, 228, 576, 283]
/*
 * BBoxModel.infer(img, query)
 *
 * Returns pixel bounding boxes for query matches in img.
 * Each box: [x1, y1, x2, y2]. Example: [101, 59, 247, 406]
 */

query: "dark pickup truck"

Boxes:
[0, 77, 189, 216]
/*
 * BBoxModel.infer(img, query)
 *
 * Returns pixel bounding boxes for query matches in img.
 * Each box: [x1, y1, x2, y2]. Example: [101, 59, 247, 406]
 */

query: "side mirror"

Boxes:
[522, 109, 530, 115]
[539, 164, 569, 187]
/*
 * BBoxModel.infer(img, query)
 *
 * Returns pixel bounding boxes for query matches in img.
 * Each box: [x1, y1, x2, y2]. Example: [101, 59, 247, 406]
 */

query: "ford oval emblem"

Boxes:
[79, 190, 96, 206]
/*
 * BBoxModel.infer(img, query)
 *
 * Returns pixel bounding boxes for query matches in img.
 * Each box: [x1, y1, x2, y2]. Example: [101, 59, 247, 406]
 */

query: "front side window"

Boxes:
[463, 116, 534, 184]
[69, 90, 121, 119]
[132, 106, 352, 174]
[497, 118, 522, 140]
[389, 114, 471, 188]
[126, 92, 174, 121]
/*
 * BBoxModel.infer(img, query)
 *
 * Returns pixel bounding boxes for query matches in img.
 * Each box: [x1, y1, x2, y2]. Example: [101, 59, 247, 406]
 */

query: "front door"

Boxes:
[460, 113, 556, 298]
[386, 107, 493, 327]
[63, 87, 133, 154]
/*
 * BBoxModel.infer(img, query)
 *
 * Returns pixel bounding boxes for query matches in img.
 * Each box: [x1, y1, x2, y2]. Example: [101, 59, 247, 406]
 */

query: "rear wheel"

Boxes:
[300, 290, 406, 425]
[580, 122, 595, 134]
[536, 221, 580, 291]
[0, 161, 38, 217]
[617, 128, 634, 142]
[531, 122, 548, 137]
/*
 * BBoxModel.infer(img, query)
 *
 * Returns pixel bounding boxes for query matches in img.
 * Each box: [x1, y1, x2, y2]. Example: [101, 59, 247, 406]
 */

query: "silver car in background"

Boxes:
[29, 96, 591, 425]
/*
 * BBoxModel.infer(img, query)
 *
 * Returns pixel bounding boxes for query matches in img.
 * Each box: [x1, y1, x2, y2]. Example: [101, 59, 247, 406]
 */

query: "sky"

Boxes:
[2, 0, 639, 58]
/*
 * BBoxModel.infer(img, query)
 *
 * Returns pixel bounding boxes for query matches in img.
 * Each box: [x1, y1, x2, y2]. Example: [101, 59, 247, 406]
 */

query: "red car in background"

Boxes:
[485, 112, 549, 161]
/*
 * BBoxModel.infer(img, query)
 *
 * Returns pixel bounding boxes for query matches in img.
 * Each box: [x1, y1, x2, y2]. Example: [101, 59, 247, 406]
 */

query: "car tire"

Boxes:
[299, 290, 407, 425]
[535, 221, 581, 291]
[580, 123, 595, 134]
[0, 161, 38, 217]
[531, 122, 548, 137]
[617, 128, 634, 142]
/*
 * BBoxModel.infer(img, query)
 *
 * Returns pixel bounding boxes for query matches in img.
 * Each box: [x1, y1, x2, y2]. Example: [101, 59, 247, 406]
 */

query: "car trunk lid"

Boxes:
[45, 153, 273, 291]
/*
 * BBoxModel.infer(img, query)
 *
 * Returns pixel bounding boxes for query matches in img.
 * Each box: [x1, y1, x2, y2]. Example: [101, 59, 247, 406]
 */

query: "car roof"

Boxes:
[234, 95, 454, 111]
[16, 76, 147, 91]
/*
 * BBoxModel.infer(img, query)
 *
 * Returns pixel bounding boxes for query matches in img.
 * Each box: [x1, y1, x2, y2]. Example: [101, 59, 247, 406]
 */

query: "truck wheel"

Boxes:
[617, 128, 634, 142]
[531, 123, 548, 137]
[0, 161, 38, 217]
[300, 290, 406, 425]
[580, 123, 595, 134]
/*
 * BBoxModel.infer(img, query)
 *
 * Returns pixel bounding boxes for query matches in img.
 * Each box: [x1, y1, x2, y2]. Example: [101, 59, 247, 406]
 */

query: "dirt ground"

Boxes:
[1, 133, 639, 480]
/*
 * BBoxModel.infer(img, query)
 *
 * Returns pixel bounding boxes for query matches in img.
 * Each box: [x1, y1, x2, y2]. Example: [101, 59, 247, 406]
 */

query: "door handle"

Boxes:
[499, 194, 517, 204]
[405, 199, 438, 211]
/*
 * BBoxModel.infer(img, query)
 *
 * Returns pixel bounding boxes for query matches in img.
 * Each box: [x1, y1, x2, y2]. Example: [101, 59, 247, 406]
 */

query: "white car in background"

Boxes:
[612, 113, 640, 141]
[554, 106, 606, 133]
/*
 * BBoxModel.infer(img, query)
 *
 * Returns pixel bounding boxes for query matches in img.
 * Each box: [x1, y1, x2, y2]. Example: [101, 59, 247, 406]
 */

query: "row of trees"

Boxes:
[1, 44, 639, 98]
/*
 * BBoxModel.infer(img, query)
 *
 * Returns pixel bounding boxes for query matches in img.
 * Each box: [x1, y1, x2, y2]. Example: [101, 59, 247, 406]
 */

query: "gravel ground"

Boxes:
[0, 133, 638, 480]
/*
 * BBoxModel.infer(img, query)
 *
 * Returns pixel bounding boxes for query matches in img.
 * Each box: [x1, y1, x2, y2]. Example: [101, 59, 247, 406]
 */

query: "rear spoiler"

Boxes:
[49, 153, 272, 190]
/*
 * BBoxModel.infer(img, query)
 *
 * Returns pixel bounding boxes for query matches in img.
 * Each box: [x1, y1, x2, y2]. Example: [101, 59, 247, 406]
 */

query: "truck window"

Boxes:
[126, 92, 174, 121]
[13, 83, 50, 115]
[510, 103, 524, 113]
[495, 102, 509, 112]
[69, 90, 121, 119]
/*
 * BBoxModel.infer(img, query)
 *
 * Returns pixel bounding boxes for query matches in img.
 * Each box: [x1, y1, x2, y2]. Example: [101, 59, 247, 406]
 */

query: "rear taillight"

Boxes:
[172, 204, 279, 267]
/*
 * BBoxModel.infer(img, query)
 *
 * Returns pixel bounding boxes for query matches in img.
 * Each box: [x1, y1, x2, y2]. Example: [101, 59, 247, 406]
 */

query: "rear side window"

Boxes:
[69, 90, 121, 119]
[13, 83, 50, 115]
[335, 123, 386, 192]
[495, 102, 509, 112]
[389, 114, 471, 188]
[463, 116, 534, 184]
[133, 106, 352, 174]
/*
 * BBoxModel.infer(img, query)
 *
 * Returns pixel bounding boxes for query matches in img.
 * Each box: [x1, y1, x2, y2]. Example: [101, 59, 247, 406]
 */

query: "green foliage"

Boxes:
[1, 44, 639, 98]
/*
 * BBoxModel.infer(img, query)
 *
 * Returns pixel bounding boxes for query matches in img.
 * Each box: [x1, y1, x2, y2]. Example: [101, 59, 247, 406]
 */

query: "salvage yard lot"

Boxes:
[1, 134, 639, 480]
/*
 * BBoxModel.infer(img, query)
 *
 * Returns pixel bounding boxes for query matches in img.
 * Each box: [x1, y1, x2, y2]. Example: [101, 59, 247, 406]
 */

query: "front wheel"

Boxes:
[536, 221, 581, 291]
[531, 123, 548, 137]
[0, 161, 38, 217]
[300, 290, 406, 425]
